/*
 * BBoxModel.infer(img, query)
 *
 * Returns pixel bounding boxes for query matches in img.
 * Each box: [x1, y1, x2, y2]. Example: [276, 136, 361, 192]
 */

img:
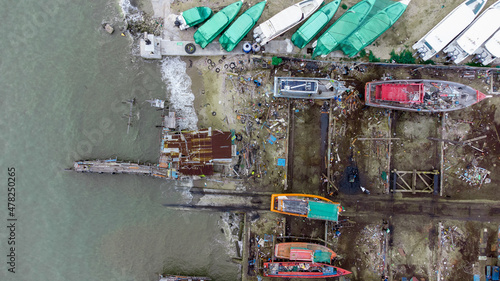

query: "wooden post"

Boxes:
[412, 169, 417, 194]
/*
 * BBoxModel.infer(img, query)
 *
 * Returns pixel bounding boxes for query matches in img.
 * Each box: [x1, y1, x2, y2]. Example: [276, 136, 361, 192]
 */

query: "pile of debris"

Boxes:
[356, 225, 385, 275]
[455, 158, 491, 187]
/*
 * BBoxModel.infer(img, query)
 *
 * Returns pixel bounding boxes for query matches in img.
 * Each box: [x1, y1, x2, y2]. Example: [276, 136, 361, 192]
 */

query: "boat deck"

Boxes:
[274, 77, 347, 99]
[280, 199, 309, 215]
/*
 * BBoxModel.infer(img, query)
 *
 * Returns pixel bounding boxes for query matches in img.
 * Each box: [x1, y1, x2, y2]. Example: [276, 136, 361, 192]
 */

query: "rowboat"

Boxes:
[312, 0, 375, 58]
[412, 0, 487, 61]
[364, 79, 490, 113]
[175, 6, 213, 30]
[291, 0, 341, 49]
[271, 194, 343, 222]
[193, 1, 243, 48]
[275, 242, 337, 263]
[253, 0, 323, 46]
[341, 0, 410, 57]
[219, 1, 267, 52]
[263, 262, 351, 278]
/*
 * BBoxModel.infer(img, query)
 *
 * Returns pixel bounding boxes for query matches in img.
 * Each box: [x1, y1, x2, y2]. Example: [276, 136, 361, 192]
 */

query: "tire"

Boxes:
[185, 43, 196, 54]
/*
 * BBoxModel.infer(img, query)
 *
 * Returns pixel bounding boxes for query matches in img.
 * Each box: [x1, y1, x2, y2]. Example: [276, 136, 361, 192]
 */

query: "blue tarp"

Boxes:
[277, 158, 286, 167]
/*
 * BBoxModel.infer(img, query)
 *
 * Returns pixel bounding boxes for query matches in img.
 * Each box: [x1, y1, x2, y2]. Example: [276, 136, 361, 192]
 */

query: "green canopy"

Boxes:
[341, 0, 409, 57]
[312, 0, 376, 58]
[182, 7, 213, 27]
[313, 250, 332, 263]
[307, 201, 339, 221]
[220, 1, 267, 52]
[194, 1, 243, 48]
[292, 0, 341, 49]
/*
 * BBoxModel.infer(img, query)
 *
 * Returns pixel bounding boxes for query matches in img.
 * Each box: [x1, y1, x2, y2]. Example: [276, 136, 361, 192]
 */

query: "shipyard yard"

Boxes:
[77, 0, 500, 280]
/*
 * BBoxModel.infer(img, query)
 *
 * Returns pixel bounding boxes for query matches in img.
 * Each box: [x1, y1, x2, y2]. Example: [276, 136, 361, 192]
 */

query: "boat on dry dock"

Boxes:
[473, 29, 500, 65]
[175, 6, 213, 30]
[253, 0, 323, 46]
[443, 0, 500, 64]
[273, 76, 347, 99]
[364, 79, 490, 113]
[271, 194, 343, 222]
[263, 262, 351, 278]
[412, 0, 487, 61]
[275, 242, 337, 263]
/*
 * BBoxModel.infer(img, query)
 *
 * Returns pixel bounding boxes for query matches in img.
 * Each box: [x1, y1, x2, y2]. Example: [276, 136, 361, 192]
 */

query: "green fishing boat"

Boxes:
[175, 6, 213, 30]
[312, 0, 375, 58]
[291, 0, 341, 49]
[341, 0, 410, 57]
[194, 1, 243, 48]
[220, 1, 267, 52]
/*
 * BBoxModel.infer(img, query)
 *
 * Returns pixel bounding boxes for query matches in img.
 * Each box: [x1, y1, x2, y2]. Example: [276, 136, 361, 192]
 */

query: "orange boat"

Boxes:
[271, 194, 343, 222]
[275, 242, 336, 263]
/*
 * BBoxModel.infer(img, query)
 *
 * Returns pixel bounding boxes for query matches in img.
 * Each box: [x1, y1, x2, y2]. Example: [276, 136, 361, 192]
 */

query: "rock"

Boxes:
[104, 23, 114, 34]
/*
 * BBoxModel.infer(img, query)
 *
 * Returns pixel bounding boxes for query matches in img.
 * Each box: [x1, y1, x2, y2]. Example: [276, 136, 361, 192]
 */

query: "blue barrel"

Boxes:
[252, 43, 261, 52]
[243, 43, 252, 53]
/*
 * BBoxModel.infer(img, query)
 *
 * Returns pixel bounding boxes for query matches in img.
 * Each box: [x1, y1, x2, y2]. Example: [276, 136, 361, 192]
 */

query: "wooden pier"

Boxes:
[73, 160, 168, 178]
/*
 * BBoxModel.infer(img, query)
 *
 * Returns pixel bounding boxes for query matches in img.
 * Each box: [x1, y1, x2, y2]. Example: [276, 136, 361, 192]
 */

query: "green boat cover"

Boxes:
[314, 250, 333, 263]
[182, 7, 213, 27]
[312, 0, 376, 58]
[220, 1, 267, 52]
[307, 201, 339, 221]
[194, 1, 243, 48]
[292, 0, 341, 49]
[341, 0, 408, 57]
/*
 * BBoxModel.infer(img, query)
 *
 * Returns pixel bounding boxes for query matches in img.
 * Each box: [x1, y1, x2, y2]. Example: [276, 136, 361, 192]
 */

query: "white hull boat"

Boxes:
[473, 29, 500, 65]
[412, 0, 487, 61]
[443, 0, 500, 64]
[253, 0, 323, 46]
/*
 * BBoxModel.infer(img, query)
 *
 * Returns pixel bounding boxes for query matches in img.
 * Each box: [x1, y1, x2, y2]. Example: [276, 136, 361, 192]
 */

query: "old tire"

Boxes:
[185, 43, 196, 54]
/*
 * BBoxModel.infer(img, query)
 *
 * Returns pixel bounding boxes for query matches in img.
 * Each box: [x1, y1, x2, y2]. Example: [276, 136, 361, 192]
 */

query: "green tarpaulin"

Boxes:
[314, 250, 332, 263]
[307, 201, 339, 221]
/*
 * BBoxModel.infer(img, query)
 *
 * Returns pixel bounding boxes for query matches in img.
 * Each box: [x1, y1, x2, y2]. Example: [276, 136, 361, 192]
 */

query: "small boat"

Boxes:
[263, 262, 351, 278]
[412, 0, 487, 61]
[194, 1, 243, 48]
[312, 0, 376, 58]
[159, 275, 211, 281]
[219, 1, 267, 52]
[443, 0, 500, 64]
[275, 242, 337, 263]
[364, 79, 490, 113]
[253, 0, 323, 46]
[291, 0, 341, 49]
[273, 76, 347, 99]
[473, 29, 500, 65]
[175, 6, 213, 30]
[271, 194, 343, 222]
[340, 0, 411, 57]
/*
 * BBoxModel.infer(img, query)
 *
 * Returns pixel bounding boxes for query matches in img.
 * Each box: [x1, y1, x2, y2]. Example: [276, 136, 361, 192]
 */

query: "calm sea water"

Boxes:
[0, 0, 239, 280]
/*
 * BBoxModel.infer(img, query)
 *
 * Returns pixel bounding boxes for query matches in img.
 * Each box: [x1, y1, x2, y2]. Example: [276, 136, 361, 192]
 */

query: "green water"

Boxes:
[0, 0, 239, 280]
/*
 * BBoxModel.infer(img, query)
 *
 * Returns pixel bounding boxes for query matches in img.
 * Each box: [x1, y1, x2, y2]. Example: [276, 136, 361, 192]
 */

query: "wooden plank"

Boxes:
[412, 170, 417, 194]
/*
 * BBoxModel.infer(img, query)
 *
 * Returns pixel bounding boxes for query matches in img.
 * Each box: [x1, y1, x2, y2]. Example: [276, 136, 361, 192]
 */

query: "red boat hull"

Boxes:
[263, 262, 351, 278]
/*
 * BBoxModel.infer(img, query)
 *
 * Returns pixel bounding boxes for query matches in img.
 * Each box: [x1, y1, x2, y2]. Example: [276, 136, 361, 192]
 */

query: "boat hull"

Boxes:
[291, 0, 341, 49]
[273, 77, 347, 99]
[219, 1, 267, 52]
[271, 193, 342, 222]
[253, 0, 323, 46]
[193, 1, 243, 48]
[365, 79, 488, 113]
[176, 7, 213, 30]
[275, 242, 337, 262]
[263, 262, 351, 278]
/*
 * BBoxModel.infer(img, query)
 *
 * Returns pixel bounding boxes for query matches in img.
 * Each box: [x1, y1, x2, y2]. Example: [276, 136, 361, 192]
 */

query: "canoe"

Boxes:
[219, 1, 267, 52]
[443, 0, 500, 64]
[412, 0, 487, 61]
[193, 1, 243, 48]
[253, 0, 324, 46]
[364, 79, 490, 113]
[274, 242, 337, 263]
[312, 0, 376, 58]
[263, 262, 351, 278]
[341, 0, 410, 57]
[271, 193, 343, 222]
[175, 7, 213, 30]
[292, 0, 341, 49]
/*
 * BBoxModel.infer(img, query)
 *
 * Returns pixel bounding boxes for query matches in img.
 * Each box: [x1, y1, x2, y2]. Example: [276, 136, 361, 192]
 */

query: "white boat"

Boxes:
[412, 0, 487, 61]
[473, 29, 500, 65]
[253, 0, 323, 46]
[443, 0, 500, 64]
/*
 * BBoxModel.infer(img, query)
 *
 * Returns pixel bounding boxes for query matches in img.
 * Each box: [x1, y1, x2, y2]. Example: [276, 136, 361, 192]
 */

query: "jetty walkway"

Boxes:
[73, 160, 168, 178]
